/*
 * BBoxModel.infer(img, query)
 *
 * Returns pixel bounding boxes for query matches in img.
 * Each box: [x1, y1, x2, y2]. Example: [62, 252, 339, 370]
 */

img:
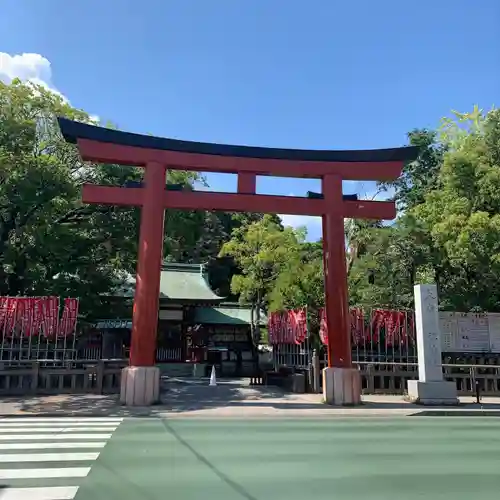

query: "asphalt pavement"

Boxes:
[77, 416, 500, 500]
[2, 414, 500, 499]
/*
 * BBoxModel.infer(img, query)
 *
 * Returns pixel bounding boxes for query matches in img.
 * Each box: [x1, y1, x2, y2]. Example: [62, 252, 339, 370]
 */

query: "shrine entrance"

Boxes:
[58, 117, 417, 406]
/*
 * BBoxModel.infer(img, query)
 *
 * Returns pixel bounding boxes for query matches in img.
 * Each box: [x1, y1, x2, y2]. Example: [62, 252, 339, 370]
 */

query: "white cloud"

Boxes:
[0, 52, 65, 98]
[279, 214, 322, 241]
[0, 52, 99, 122]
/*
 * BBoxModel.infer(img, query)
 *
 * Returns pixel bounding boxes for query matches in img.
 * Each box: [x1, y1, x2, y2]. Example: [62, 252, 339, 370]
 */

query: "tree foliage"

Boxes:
[380, 129, 445, 211]
[414, 108, 500, 311]
[219, 215, 302, 306]
[0, 79, 123, 316]
[269, 240, 324, 311]
[349, 107, 500, 312]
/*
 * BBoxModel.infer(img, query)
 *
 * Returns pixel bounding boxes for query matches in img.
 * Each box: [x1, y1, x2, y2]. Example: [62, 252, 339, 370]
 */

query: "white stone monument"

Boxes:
[407, 284, 458, 405]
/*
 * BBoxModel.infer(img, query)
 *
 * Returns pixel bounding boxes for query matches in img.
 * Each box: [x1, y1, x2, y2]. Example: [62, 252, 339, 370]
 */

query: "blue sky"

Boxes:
[1, 0, 499, 241]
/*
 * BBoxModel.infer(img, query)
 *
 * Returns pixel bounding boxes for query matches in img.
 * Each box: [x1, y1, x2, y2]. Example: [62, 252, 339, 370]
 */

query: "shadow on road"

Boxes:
[0, 378, 296, 417]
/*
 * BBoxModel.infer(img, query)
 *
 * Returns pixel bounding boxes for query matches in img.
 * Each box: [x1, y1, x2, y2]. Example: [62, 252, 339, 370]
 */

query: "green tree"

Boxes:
[0, 79, 118, 315]
[205, 214, 285, 299]
[347, 128, 447, 309]
[345, 219, 383, 275]
[218, 214, 302, 371]
[219, 215, 301, 310]
[269, 240, 324, 311]
[415, 108, 500, 311]
[379, 129, 445, 211]
[347, 215, 432, 309]
[0, 79, 200, 319]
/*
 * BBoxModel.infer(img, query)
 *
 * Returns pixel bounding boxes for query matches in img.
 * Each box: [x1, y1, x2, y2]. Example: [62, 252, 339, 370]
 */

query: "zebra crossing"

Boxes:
[0, 416, 123, 500]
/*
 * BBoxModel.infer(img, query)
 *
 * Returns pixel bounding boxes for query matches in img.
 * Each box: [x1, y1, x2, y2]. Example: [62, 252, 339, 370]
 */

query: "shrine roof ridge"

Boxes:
[58, 118, 419, 164]
[161, 262, 206, 274]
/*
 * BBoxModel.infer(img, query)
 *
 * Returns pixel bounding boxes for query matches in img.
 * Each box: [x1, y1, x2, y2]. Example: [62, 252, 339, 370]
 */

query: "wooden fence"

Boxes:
[354, 361, 500, 396]
[0, 360, 126, 395]
[0, 358, 499, 397]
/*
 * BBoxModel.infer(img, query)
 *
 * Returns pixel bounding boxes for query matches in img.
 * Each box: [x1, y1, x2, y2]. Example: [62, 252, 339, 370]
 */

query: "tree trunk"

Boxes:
[255, 289, 262, 345]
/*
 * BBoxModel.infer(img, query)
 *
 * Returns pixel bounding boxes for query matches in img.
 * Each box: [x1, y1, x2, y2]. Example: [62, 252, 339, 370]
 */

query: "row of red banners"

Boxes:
[268, 309, 308, 345]
[0, 297, 79, 338]
[268, 307, 415, 346]
[319, 307, 416, 346]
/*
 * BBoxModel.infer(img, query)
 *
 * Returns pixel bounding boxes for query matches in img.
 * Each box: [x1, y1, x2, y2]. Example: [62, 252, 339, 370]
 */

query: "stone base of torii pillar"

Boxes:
[322, 367, 362, 405]
[120, 366, 161, 406]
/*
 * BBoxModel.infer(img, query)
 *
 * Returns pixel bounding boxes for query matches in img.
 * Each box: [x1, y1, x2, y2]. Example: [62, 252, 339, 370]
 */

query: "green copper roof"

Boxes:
[112, 263, 224, 302]
[194, 305, 267, 325]
[160, 263, 224, 301]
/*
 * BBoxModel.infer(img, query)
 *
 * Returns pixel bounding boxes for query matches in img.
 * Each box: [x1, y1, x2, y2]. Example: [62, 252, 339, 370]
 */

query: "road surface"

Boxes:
[1, 416, 500, 499]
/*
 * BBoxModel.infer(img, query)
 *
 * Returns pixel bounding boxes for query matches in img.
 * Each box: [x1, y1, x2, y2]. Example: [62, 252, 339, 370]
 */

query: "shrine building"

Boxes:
[85, 263, 265, 377]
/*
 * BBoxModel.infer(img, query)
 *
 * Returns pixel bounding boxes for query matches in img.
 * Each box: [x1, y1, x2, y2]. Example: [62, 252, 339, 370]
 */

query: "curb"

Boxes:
[0, 408, 499, 418]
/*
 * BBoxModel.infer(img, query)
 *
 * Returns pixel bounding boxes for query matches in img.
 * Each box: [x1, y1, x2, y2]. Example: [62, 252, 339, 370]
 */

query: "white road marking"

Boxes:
[0, 452, 100, 462]
[0, 441, 106, 450]
[0, 467, 90, 479]
[0, 418, 123, 423]
[0, 427, 116, 433]
[0, 417, 123, 499]
[0, 486, 78, 500]
[0, 433, 112, 440]
[0, 422, 121, 427]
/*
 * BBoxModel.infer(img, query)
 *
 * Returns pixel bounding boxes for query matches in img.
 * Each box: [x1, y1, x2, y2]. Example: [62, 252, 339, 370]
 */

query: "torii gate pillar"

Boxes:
[57, 117, 417, 407]
[321, 175, 361, 405]
[120, 163, 166, 406]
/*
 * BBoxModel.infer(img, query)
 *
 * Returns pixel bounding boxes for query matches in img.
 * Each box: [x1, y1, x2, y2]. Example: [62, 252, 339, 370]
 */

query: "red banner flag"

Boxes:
[370, 310, 384, 343]
[58, 298, 79, 336]
[4, 298, 19, 337]
[290, 308, 308, 344]
[319, 307, 328, 345]
[30, 298, 45, 336]
[350, 308, 366, 345]
[18, 298, 35, 337]
[0, 297, 8, 333]
[41, 296, 60, 338]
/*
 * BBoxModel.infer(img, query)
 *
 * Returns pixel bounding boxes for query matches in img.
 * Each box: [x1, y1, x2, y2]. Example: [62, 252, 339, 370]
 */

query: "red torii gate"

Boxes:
[58, 118, 417, 405]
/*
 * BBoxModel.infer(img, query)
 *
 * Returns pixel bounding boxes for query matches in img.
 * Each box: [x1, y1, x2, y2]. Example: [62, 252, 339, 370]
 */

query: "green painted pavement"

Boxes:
[76, 417, 500, 500]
